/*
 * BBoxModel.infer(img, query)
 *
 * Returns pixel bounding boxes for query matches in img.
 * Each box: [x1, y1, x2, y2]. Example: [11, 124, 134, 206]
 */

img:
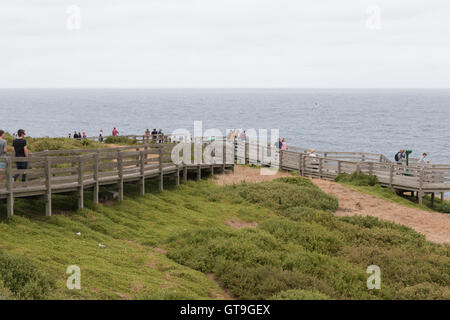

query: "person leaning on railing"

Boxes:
[12, 129, 29, 182]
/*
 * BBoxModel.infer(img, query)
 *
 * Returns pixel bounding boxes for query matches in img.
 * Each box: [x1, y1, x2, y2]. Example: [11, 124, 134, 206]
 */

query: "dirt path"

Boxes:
[215, 165, 292, 186]
[215, 166, 450, 245]
[311, 179, 450, 245]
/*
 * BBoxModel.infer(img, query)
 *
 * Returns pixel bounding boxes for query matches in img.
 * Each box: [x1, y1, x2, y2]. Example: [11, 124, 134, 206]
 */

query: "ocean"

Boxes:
[0, 88, 449, 164]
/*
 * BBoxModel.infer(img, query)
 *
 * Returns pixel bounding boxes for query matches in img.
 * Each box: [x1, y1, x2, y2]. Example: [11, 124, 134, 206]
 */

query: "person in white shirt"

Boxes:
[418, 152, 428, 164]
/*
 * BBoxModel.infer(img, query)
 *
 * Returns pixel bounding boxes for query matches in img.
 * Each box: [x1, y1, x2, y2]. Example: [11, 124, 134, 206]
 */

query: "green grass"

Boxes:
[1, 175, 448, 300]
[335, 172, 450, 214]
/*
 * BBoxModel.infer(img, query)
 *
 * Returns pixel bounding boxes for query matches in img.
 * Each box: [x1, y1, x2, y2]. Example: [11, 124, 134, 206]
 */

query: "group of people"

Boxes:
[227, 130, 248, 141]
[145, 128, 164, 143]
[68, 128, 121, 143]
[0, 129, 29, 182]
[395, 149, 430, 165]
[275, 138, 288, 150]
[70, 131, 87, 140]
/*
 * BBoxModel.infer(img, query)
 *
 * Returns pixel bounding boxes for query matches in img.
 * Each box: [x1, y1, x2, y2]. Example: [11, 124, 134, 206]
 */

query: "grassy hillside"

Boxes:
[0, 176, 449, 300]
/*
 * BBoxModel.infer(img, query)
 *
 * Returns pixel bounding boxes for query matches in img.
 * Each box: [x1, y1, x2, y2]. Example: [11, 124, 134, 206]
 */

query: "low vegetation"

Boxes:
[335, 172, 450, 214]
[1, 175, 448, 300]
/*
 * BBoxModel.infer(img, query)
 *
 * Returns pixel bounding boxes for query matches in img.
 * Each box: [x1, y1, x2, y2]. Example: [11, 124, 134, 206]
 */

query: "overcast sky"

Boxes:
[1, 0, 449, 88]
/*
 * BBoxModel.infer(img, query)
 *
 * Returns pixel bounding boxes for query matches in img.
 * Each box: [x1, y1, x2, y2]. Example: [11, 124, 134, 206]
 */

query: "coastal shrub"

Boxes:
[167, 178, 449, 300]
[224, 177, 338, 212]
[335, 172, 378, 186]
[0, 252, 56, 299]
[0, 280, 12, 300]
[104, 136, 137, 145]
[271, 289, 330, 300]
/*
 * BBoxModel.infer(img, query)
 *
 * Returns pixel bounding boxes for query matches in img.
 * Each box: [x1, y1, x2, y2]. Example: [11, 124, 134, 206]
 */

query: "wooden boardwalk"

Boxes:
[238, 141, 450, 205]
[1, 136, 450, 217]
[0, 143, 234, 217]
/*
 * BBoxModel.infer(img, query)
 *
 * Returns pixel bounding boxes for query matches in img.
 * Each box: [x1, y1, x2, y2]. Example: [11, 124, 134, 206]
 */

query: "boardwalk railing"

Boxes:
[233, 140, 450, 205]
[0, 143, 235, 217]
[2, 137, 450, 217]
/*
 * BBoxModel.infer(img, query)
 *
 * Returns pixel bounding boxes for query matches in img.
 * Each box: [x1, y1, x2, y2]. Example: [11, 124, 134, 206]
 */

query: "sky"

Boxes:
[1, 0, 449, 88]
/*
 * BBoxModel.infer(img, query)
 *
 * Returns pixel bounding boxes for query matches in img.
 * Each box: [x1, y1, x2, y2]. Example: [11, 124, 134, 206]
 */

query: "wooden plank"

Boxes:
[140, 151, 145, 196]
[44, 156, 52, 217]
[77, 156, 84, 210]
[6, 158, 14, 217]
[93, 153, 99, 204]
[118, 152, 124, 201]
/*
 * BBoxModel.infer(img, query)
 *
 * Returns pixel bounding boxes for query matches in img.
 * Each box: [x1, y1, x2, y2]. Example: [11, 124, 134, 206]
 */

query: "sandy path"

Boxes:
[215, 165, 292, 186]
[215, 166, 450, 244]
[311, 179, 450, 245]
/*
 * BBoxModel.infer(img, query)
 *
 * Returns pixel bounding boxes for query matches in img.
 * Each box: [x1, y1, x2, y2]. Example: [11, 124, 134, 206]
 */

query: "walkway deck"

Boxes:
[1, 137, 450, 217]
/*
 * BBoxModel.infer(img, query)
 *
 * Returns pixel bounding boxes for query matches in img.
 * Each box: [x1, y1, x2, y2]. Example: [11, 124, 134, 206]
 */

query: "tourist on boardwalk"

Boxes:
[73, 131, 79, 139]
[77, 132, 82, 140]
[151, 128, 158, 142]
[309, 149, 317, 157]
[281, 138, 287, 150]
[112, 127, 119, 137]
[0, 130, 7, 181]
[275, 138, 282, 149]
[99, 129, 104, 142]
[157, 129, 163, 143]
[13, 129, 28, 182]
[68, 133, 72, 139]
[418, 152, 428, 164]
[395, 149, 406, 165]
[82, 132, 87, 139]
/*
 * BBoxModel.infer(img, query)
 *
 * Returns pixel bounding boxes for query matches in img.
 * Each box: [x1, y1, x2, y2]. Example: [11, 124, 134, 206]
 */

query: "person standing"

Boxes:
[0, 130, 7, 182]
[99, 129, 104, 142]
[112, 127, 119, 137]
[418, 152, 428, 164]
[281, 138, 287, 150]
[13, 129, 29, 182]
[395, 149, 406, 165]
[275, 138, 282, 149]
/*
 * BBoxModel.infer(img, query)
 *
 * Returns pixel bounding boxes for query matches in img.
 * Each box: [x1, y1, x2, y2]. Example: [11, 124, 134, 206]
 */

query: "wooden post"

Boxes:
[279, 150, 284, 170]
[197, 164, 201, 181]
[389, 164, 394, 188]
[44, 156, 52, 217]
[441, 192, 445, 202]
[176, 164, 181, 186]
[183, 165, 188, 182]
[77, 156, 84, 210]
[431, 192, 435, 207]
[298, 153, 302, 176]
[140, 150, 145, 195]
[337, 160, 341, 175]
[159, 147, 163, 191]
[118, 151, 124, 201]
[319, 158, 323, 178]
[6, 157, 14, 217]
[368, 162, 373, 175]
[418, 168, 424, 205]
[93, 153, 99, 204]
[245, 141, 249, 164]
[356, 163, 361, 176]
[222, 142, 226, 172]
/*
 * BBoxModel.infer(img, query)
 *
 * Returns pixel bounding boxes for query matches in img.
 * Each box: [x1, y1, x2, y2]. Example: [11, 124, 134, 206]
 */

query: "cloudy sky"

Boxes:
[1, 0, 449, 88]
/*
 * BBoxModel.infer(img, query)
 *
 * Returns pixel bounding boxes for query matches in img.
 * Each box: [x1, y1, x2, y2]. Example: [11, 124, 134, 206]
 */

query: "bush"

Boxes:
[335, 172, 378, 186]
[224, 178, 338, 212]
[271, 289, 331, 300]
[0, 252, 56, 299]
[104, 136, 137, 145]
